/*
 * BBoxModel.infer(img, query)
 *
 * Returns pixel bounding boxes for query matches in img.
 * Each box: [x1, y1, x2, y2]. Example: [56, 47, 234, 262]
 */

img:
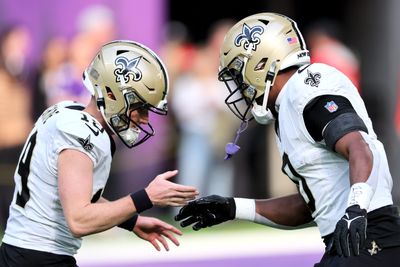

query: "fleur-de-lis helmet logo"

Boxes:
[234, 23, 264, 51]
[114, 56, 142, 83]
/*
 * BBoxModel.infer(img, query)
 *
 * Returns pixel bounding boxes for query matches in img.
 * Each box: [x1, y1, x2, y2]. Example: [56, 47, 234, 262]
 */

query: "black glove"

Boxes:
[174, 195, 236, 230]
[333, 205, 367, 257]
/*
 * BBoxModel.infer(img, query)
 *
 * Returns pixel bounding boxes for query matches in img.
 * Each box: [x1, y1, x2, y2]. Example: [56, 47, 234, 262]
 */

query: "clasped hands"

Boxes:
[174, 195, 235, 230]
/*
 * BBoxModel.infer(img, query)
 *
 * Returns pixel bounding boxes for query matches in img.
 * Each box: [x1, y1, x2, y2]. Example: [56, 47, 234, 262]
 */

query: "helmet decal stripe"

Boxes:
[290, 21, 306, 50]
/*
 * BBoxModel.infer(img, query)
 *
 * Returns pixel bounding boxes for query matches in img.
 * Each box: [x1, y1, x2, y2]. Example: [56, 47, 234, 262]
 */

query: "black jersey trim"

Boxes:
[65, 105, 85, 111]
[91, 189, 103, 203]
[282, 153, 316, 212]
[107, 132, 116, 157]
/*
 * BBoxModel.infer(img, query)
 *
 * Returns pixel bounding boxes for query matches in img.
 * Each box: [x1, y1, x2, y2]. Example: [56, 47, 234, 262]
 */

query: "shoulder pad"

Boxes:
[55, 109, 109, 155]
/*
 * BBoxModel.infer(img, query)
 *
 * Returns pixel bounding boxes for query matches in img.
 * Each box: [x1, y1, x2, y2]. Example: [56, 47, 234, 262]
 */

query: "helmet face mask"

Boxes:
[218, 65, 256, 121]
[83, 40, 169, 148]
[218, 12, 310, 124]
[109, 90, 155, 147]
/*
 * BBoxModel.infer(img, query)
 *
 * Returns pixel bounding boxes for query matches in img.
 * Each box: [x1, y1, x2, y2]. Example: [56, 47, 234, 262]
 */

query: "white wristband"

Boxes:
[347, 182, 373, 210]
[234, 198, 256, 221]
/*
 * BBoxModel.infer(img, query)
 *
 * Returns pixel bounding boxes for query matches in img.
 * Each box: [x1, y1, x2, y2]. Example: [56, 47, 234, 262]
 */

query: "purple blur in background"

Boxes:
[0, 0, 166, 63]
[0, 0, 171, 199]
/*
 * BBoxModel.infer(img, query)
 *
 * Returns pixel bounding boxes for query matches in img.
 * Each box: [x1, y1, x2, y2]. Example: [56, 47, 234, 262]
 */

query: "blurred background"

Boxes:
[0, 0, 400, 266]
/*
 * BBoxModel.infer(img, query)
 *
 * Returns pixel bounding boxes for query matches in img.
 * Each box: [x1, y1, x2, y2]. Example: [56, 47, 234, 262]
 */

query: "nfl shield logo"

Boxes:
[324, 101, 338, 113]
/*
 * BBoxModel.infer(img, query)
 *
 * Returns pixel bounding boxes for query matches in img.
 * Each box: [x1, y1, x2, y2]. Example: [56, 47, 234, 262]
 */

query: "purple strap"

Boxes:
[224, 120, 249, 160]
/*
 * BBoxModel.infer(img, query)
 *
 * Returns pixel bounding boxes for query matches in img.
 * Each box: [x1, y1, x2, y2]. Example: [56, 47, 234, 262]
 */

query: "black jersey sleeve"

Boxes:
[303, 94, 368, 150]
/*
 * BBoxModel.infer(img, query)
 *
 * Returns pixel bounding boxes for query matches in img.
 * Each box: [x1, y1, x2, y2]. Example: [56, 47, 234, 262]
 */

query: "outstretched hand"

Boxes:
[174, 195, 236, 230]
[133, 215, 182, 251]
[146, 170, 199, 207]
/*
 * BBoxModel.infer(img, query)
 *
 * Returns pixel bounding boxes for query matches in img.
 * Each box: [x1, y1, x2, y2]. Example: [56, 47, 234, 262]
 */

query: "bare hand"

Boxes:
[133, 215, 182, 251]
[146, 170, 198, 207]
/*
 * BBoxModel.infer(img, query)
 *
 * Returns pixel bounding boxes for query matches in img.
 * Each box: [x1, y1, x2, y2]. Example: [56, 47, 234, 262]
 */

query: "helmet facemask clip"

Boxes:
[250, 61, 277, 125]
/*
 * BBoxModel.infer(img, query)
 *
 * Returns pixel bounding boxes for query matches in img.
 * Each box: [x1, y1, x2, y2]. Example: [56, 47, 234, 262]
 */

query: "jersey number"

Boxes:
[81, 114, 104, 136]
[281, 153, 316, 213]
[16, 131, 37, 208]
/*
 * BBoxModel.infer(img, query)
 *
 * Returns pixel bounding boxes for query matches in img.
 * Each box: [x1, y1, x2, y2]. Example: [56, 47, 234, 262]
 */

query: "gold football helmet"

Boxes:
[218, 13, 310, 124]
[83, 40, 169, 147]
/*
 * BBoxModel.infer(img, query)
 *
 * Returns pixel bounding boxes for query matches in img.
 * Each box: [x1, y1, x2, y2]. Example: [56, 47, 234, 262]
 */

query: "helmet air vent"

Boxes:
[116, 50, 129, 55]
[259, 19, 270, 26]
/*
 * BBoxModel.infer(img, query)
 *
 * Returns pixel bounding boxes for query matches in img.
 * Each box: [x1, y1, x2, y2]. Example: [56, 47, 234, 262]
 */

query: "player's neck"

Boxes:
[84, 98, 108, 130]
[268, 68, 297, 109]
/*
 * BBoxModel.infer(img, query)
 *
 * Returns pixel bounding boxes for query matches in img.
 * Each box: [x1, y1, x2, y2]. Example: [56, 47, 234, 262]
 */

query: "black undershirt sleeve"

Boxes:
[303, 94, 368, 150]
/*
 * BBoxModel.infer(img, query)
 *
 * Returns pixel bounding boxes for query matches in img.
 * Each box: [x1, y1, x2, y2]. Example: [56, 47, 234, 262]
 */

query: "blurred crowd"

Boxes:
[0, 4, 364, 231]
[0, 4, 118, 231]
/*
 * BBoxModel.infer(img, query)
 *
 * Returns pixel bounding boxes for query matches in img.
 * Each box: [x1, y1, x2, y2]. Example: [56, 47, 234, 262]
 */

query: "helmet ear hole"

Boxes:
[254, 58, 268, 71]
[105, 86, 116, 100]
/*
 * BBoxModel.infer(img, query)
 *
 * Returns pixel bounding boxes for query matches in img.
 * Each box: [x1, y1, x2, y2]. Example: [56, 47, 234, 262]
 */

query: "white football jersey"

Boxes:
[2, 101, 113, 255]
[275, 63, 393, 237]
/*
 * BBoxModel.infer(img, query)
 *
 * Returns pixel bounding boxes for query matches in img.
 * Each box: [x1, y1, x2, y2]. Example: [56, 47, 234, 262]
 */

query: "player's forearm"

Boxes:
[347, 138, 373, 185]
[67, 195, 135, 237]
[254, 193, 314, 228]
[233, 193, 314, 229]
[335, 131, 373, 185]
[335, 131, 375, 210]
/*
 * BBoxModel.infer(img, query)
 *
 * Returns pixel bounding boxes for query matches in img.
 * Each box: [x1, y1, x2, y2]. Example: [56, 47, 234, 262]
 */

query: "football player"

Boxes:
[0, 40, 198, 266]
[175, 13, 400, 266]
